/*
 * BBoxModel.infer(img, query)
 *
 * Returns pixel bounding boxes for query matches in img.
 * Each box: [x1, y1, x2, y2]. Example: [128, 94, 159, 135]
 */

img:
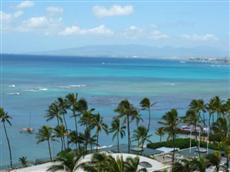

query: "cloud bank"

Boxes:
[92, 5, 133, 17]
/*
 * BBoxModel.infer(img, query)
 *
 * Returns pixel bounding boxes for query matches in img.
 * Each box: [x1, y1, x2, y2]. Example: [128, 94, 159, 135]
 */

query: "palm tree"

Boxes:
[155, 127, 165, 142]
[211, 117, 228, 142]
[222, 135, 230, 171]
[159, 108, 179, 164]
[36, 125, 55, 161]
[68, 131, 82, 150]
[110, 117, 126, 152]
[223, 98, 230, 171]
[189, 99, 206, 126]
[191, 157, 207, 172]
[83, 153, 108, 172]
[0, 108, 13, 168]
[206, 151, 221, 172]
[91, 113, 108, 151]
[115, 100, 140, 153]
[19, 156, 28, 167]
[206, 98, 216, 154]
[45, 102, 63, 126]
[82, 153, 146, 172]
[125, 156, 146, 172]
[172, 159, 194, 172]
[140, 97, 155, 131]
[208, 96, 223, 122]
[48, 150, 83, 172]
[80, 108, 95, 130]
[183, 109, 200, 140]
[79, 128, 97, 152]
[56, 98, 68, 130]
[132, 126, 151, 152]
[66, 93, 88, 135]
[54, 125, 67, 151]
[211, 117, 230, 171]
[183, 109, 201, 154]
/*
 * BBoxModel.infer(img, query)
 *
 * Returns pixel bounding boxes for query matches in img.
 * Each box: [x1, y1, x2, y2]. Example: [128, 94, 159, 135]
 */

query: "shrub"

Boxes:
[147, 138, 219, 150]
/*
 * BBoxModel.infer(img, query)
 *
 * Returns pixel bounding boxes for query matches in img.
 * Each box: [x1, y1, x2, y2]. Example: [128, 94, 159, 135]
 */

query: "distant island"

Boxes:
[186, 57, 230, 64]
[27, 44, 229, 60]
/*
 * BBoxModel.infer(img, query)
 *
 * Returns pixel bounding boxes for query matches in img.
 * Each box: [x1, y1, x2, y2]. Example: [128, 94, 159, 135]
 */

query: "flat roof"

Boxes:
[100, 144, 163, 156]
[178, 147, 215, 158]
[10, 152, 167, 172]
[76, 153, 167, 172]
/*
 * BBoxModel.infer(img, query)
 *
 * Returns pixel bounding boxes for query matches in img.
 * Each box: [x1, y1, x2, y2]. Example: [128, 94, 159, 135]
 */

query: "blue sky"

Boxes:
[1, 0, 229, 54]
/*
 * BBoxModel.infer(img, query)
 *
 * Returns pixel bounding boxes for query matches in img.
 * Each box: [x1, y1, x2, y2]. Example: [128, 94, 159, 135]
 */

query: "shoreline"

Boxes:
[2, 54, 229, 65]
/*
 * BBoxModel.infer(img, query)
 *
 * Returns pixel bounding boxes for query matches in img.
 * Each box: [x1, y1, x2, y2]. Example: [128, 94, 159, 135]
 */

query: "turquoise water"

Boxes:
[0, 54, 229, 167]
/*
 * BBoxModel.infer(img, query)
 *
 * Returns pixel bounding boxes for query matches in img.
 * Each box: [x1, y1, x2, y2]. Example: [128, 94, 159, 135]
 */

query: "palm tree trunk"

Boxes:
[208, 115, 211, 133]
[172, 133, 175, 164]
[57, 117, 60, 126]
[90, 144, 93, 153]
[127, 117, 130, 153]
[195, 122, 200, 157]
[62, 114, 69, 149]
[73, 111, 78, 135]
[63, 136, 66, 150]
[141, 140, 145, 155]
[207, 115, 211, 153]
[160, 135, 162, 142]
[85, 143, 88, 152]
[73, 111, 79, 149]
[3, 122, 13, 168]
[60, 137, 64, 151]
[226, 156, 229, 172]
[147, 108, 151, 131]
[62, 114, 68, 131]
[117, 134, 120, 153]
[195, 122, 198, 141]
[47, 139, 52, 161]
[96, 132, 99, 152]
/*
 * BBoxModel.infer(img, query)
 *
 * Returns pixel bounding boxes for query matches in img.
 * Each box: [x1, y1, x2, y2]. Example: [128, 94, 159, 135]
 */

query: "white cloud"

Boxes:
[181, 33, 218, 41]
[122, 25, 143, 39]
[122, 25, 169, 40]
[16, 1, 34, 9]
[0, 10, 24, 31]
[46, 6, 63, 16]
[92, 5, 133, 17]
[59, 26, 80, 35]
[127, 25, 143, 32]
[0, 11, 12, 23]
[14, 11, 24, 18]
[59, 25, 113, 36]
[22, 16, 49, 29]
[150, 30, 169, 40]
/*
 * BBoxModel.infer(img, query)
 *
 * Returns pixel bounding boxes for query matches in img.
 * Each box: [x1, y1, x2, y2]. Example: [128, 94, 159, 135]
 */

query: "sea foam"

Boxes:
[8, 92, 20, 95]
[25, 88, 48, 92]
[8, 84, 16, 88]
[58, 84, 86, 89]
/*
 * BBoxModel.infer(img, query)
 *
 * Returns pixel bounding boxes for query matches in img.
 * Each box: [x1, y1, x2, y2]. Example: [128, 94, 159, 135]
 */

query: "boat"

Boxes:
[20, 127, 34, 133]
[20, 113, 34, 134]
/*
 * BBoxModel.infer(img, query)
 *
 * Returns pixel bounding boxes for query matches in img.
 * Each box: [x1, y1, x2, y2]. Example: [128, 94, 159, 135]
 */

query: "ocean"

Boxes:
[0, 54, 229, 168]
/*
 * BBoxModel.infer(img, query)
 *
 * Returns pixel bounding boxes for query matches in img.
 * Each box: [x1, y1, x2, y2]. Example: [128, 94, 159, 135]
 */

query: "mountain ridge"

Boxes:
[26, 44, 229, 59]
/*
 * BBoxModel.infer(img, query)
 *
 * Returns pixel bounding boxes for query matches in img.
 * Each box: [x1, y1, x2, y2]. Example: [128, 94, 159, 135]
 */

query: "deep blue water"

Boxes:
[0, 54, 229, 167]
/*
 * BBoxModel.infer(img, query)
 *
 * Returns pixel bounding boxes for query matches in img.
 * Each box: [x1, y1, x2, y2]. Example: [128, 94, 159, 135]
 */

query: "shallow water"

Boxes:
[0, 54, 229, 167]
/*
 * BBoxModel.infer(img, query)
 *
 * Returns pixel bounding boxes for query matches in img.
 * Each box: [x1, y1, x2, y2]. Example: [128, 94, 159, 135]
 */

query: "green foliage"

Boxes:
[82, 153, 146, 172]
[19, 156, 28, 167]
[48, 149, 83, 172]
[147, 138, 219, 150]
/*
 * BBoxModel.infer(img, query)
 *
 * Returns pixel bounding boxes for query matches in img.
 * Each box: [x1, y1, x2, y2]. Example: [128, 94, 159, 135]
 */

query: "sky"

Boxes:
[1, 0, 229, 54]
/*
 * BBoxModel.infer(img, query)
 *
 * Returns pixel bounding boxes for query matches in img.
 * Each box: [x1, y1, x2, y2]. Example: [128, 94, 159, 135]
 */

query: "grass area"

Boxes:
[147, 138, 219, 150]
